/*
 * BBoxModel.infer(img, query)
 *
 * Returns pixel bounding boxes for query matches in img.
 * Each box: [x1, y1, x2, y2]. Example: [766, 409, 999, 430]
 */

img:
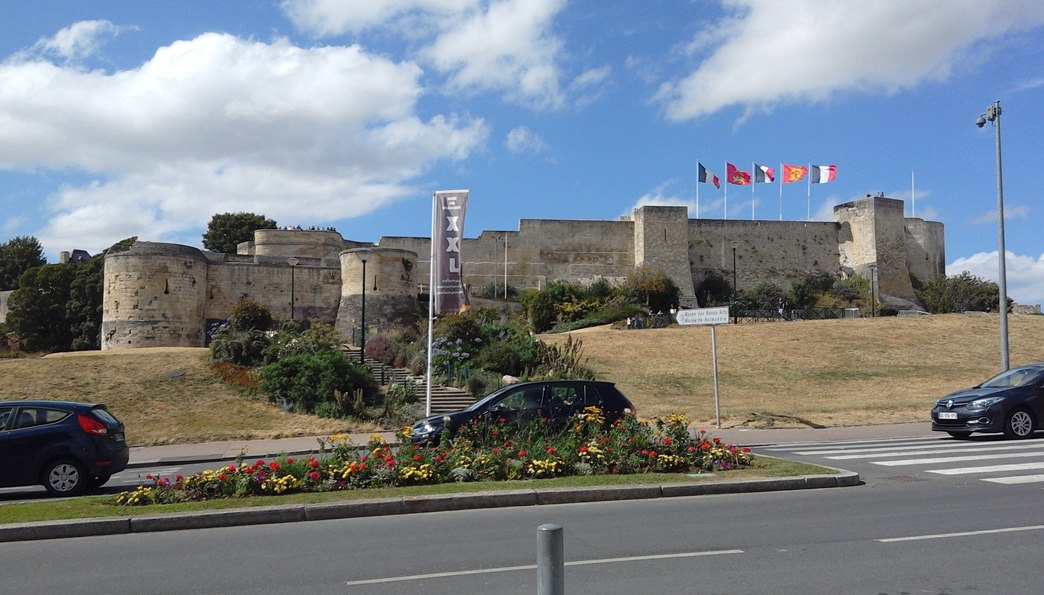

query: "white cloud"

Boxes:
[283, 0, 571, 110]
[625, 181, 701, 218]
[32, 20, 124, 62]
[423, 0, 567, 109]
[0, 30, 488, 255]
[656, 0, 1044, 121]
[504, 126, 547, 154]
[972, 204, 1031, 224]
[948, 251, 1044, 306]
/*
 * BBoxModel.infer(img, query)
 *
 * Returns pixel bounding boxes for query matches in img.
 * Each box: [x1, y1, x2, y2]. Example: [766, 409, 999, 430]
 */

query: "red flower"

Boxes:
[175, 474, 183, 481]
[546, 447, 556, 455]
[269, 462, 281, 471]
[687, 446, 696, 452]
[579, 446, 589, 453]
[226, 465, 236, 473]
[309, 459, 319, 468]
[145, 473, 153, 480]
[413, 454, 423, 462]
[743, 447, 751, 453]
[309, 471, 320, 481]
[662, 438, 672, 446]
[713, 437, 721, 444]
[434, 455, 443, 462]
[493, 447, 502, 455]
[641, 450, 649, 456]
[498, 417, 506, 424]
[699, 429, 706, 434]
[218, 474, 227, 482]
[518, 450, 527, 457]
[384, 455, 394, 463]
[286, 458, 294, 464]
[701, 443, 710, 451]
[650, 451, 658, 458]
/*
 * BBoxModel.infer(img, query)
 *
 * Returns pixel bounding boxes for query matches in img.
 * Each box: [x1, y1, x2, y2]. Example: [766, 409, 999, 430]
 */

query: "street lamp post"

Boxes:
[492, 235, 500, 297]
[359, 254, 367, 364]
[731, 242, 739, 324]
[286, 257, 299, 321]
[976, 100, 1009, 371]
[867, 263, 877, 318]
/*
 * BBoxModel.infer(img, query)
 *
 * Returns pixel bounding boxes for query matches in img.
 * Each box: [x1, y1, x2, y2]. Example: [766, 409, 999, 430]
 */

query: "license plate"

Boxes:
[113, 433, 125, 442]
[938, 412, 958, 420]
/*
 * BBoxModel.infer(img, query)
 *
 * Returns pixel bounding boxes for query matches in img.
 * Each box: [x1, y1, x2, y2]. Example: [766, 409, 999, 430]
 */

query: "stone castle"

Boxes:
[99, 195, 944, 350]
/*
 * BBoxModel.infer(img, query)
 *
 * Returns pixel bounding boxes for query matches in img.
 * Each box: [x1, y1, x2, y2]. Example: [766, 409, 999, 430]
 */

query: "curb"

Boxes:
[0, 471, 859, 543]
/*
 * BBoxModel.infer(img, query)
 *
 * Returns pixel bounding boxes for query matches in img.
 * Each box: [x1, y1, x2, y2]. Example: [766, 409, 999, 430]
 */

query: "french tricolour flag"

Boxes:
[810, 165, 837, 184]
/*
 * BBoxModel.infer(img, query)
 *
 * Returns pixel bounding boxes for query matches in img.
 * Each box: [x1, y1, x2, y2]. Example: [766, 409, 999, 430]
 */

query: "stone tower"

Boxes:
[334, 248, 423, 341]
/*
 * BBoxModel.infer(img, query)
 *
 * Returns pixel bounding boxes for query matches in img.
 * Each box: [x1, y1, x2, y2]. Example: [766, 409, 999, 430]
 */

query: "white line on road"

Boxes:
[878, 525, 1044, 543]
[872, 450, 1044, 466]
[784, 441, 1007, 456]
[344, 549, 744, 585]
[825, 442, 1044, 460]
[927, 461, 1044, 475]
[981, 474, 1044, 484]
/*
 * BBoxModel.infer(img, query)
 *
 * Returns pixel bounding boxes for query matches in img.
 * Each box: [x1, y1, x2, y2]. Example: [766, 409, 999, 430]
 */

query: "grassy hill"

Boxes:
[545, 313, 1044, 428]
[2, 313, 1042, 445]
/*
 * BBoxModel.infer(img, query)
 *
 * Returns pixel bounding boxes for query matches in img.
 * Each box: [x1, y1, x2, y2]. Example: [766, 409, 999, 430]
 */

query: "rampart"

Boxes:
[100, 195, 944, 349]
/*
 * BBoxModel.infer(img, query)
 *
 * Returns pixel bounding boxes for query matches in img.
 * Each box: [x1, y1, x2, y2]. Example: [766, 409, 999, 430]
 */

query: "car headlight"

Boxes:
[969, 396, 1004, 410]
[413, 422, 435, 436]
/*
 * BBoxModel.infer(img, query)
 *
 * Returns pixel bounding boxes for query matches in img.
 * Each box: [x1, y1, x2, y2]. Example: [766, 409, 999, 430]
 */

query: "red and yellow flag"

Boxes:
[726, 162, 751, 186]
[783, 165, 808, 184]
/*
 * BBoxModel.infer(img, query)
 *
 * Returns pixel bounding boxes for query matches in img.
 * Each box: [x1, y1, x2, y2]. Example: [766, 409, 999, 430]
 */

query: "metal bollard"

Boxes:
[537, 524, 564, 595]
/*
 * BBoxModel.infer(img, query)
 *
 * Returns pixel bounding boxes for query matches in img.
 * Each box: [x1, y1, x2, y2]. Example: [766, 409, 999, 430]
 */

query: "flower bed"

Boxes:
[113, 409, 752, 506]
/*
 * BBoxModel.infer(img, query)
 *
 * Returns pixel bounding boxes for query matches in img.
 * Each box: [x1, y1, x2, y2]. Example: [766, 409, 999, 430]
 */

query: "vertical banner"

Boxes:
[432, 189, 470, 314]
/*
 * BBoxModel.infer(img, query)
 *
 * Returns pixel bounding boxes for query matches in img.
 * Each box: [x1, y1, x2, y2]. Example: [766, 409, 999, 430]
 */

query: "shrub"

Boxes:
[622, 267, 680, 313]
[696, 271, 732, 306]
[210, 329, 272, 367]
[230, 298, 274, 332]
[915, 271, 1003, 313]
[260, 350, 375, 416]
[364, 334, 401, 366]
[879, 307, 899, 317]
[263, 322, 339, 363]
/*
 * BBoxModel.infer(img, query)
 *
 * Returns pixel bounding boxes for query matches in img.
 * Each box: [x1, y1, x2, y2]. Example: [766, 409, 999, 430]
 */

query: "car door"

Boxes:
[486, 384, 547, 425]
[4, 406, 74, 487]
[0, 406, 15, 487]
[546, 382, 586, 424]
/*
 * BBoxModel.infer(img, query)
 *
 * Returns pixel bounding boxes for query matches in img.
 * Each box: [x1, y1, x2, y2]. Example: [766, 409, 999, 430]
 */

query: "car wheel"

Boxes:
[42, 459, 88, 497]
[1003, 408, 1035, 439]
[946, 431, 972, 439]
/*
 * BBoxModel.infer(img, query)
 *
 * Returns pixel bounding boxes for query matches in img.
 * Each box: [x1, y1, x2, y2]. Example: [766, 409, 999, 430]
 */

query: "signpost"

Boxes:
[675, 307, 729, 428]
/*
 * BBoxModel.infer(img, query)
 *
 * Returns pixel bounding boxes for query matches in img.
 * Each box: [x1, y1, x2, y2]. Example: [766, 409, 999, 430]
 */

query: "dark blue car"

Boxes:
[931, 363, 1044, 439]
[0, 401, 129, 496]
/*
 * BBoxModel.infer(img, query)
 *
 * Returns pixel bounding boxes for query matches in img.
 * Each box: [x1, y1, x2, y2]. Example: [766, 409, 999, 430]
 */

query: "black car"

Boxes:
[0, 401, 130, 496]
[931, 363, 1044, 439]
[410, 380, 635, 445]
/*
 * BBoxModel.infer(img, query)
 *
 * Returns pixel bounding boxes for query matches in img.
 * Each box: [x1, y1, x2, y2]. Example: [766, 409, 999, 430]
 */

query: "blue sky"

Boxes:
[1, 0, 1042, 304]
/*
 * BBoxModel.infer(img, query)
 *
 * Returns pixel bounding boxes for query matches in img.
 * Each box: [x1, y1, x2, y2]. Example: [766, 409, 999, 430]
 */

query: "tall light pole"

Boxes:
[731, 241, 739, 324]
[491, 235, 500, 297]
[867, 263, 877, 318]
[976, 100, 1009, 371]
[286, 257, 299, 321]
[359, 254, 367, 364]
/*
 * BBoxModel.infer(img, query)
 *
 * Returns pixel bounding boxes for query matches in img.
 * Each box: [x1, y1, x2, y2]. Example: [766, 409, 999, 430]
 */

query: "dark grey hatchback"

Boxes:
[0, 401, 129, 496]
[410, 380, 635, 445]
[931, 363, 1044, 439]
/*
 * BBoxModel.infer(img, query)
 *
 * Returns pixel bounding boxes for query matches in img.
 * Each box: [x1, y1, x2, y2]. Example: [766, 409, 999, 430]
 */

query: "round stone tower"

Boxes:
[102, 242, 208, 350]
[335, 248, 422, 342]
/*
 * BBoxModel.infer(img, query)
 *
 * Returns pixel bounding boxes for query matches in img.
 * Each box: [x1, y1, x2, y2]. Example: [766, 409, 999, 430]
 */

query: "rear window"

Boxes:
[592, 384, 632, 409]
[90, 407, 120, 426]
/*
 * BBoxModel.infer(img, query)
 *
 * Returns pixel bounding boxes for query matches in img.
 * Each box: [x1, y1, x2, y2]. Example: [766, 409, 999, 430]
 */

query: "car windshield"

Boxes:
[980, 367, 1044, 389]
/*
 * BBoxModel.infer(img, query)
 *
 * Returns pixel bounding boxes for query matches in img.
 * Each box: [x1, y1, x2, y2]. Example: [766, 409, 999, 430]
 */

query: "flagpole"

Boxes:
[696, 164, 700, 219]
[806, 163, 811, 221]
[751, 161, 755, 220]
[425, 192, 436, 417]
[776, 160, 785, 221]
[911, 170, 916, 217]
[724, 180, 728, 221]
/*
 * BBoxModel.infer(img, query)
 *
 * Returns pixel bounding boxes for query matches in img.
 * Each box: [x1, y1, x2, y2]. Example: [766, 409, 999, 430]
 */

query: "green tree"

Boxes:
[623, 266, 681, 313]
[0, 236, 46, 290]
[5, 264, 78, 351]
[695, 270, 732, 306]
[202, 212, 277, 254]
[916, 271, 1004, 313]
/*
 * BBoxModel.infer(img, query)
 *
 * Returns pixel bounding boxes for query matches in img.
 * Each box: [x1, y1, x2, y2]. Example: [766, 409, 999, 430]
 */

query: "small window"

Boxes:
[12, 407, 70, 429]
[0, 407, 12, 429]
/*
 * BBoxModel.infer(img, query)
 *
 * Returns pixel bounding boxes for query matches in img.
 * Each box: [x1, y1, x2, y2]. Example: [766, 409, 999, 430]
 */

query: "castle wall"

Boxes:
[248, 228, 352, 261]
[905, 219, 946, 289]
[334, 248, 422, 339]
[688, 220, 840, 292]
[835, 196, 918, 307]
[634, 206, 695, 296]
[102, 242, 209, 349]
[202, 259, 341, 326]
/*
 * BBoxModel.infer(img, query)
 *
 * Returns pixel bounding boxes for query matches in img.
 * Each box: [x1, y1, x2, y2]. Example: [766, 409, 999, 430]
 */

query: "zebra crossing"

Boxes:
[760, 436, 1044, 486]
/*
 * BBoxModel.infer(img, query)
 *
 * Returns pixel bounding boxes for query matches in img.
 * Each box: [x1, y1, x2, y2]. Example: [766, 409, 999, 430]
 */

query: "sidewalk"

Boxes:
[128, 423, 935, 468]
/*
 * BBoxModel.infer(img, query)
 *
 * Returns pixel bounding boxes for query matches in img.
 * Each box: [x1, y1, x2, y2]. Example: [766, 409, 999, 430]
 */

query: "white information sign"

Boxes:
[675, 307, 729, 326]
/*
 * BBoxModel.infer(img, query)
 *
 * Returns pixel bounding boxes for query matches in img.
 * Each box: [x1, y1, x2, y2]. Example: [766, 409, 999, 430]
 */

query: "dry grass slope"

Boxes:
[3, 314, 1042, 445]
[544, 313, 1044, 429]
[0, 348, 375, 446]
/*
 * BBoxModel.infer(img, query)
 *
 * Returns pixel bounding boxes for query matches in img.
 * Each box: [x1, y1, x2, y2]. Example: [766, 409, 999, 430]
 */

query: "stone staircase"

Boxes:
[340, 346, 474, 414]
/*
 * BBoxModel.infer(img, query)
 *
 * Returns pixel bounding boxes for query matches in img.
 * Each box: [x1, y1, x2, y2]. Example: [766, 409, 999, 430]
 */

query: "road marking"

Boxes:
[826, 442, 1044, 460]
[344, 549, 744, 585]
[981, 474, 1044, 485]
[927, 461, 1044, 475]
[873, 450, 1044, 466]
[785, 441, 1004, 456]
[763, 438, 944, 453]
[878, 525, 1044, 542]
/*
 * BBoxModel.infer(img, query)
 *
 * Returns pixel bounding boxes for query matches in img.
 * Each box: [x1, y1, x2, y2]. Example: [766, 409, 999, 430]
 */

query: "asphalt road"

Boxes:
[2, 435, 1043, 593]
